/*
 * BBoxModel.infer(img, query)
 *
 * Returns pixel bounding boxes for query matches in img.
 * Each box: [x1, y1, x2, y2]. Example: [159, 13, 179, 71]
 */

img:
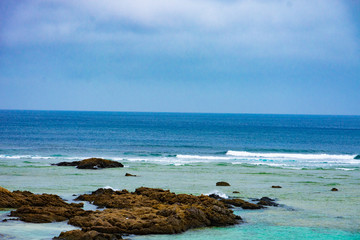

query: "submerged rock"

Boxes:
[232, 191, 240, 194]
[208, 193, 263, 209]
[221, 199, 263, 209]
[271, 185, 282, 188]
[52, 158, 124, 169]
[331, 188, 339, 191]
[257, 197, 279, 207]
[216, 181, 230, 186]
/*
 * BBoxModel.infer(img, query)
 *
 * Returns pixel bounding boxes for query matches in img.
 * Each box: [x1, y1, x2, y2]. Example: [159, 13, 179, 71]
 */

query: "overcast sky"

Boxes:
[1, 0, 359, 114]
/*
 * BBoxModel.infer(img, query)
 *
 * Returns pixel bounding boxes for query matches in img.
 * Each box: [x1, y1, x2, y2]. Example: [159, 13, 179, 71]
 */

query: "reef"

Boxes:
[0, 186, 243, 239]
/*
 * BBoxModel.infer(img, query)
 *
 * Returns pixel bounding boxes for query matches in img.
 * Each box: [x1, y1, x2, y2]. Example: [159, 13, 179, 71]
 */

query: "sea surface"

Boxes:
[0, 110, 359, 239]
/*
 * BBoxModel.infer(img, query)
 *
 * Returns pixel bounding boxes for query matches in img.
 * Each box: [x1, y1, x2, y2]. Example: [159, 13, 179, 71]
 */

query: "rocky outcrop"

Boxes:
[0, 186, 242, 239]
[0, 186, 85, 223]
[271, 185, 282, 188]
[70, 187, 241, 236]
[331, 188, 338, 191]
[52, 158, 124, 169]
[216, 181, 230, 186]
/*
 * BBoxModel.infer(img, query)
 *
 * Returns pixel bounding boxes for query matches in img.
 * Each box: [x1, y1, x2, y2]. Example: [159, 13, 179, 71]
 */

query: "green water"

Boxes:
[0, 158, 359, 239]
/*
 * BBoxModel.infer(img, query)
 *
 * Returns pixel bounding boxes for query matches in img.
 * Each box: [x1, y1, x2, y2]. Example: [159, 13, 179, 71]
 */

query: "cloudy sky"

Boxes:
[1, 0, 359, 114]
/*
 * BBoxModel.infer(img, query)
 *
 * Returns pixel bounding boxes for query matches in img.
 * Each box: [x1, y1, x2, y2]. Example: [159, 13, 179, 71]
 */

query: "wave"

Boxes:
[205, 190, 229, 199]
[226, 150, 356, 160]
[0, 154, 88, 161]
[1, 150, 359, 170]
[176, 155, 230, 160]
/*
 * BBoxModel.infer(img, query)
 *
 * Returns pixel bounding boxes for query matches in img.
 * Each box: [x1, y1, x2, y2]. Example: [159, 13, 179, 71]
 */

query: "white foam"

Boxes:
[226, 150, 356, 160]
[336, 168, 355, 171]
[176, 154, 229, 160]
[103, 186, 119, 191]
[205, 190, 229, 199]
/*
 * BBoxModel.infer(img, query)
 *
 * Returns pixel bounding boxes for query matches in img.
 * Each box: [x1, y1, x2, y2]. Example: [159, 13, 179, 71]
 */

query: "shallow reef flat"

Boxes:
[0, 186, 272, 239]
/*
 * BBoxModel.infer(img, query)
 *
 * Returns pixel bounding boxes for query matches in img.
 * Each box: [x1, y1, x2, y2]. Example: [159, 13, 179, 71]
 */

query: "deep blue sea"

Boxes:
[0, 110, 359, 239]
[0, 110, 360, 168]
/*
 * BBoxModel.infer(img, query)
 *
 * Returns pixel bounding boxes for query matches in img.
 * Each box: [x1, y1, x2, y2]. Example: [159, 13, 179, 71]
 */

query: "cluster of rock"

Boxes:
[0, 186, 84, 223]
[0, 186, 248, 239]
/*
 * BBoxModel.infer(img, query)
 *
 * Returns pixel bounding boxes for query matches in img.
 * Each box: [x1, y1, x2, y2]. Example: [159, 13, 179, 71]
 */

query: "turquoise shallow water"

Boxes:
[133, 225, 360, 240]
[0, 111, 359, 239]
[0, 158, 359, 239]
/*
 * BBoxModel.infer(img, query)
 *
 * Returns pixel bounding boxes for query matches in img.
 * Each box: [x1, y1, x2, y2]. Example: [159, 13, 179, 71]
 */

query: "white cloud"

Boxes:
[1, 0, 358, 60]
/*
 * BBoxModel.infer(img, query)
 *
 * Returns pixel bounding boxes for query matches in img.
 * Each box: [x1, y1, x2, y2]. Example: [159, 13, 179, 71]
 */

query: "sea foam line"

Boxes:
[226, 150, 356, 160]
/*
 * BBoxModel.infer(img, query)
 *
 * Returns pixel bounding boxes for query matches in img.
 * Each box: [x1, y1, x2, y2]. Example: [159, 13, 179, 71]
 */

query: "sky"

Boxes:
[0, 0, 360, 115]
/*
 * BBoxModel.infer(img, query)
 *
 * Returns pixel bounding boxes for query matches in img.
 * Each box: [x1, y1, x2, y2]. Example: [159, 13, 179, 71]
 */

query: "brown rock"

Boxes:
[54, 230, 123, 240]
[331, 188, 338, 191]
[216, 182, 230, 186]
[232, 191, 240, 194]
[1, 186, 242, 238]
[125, 173, 136, 177]
[271, 186, 282, 188]
[53, 158, 124, 169]
[0, 186, 85, 223]
[69, 187, 240, 236]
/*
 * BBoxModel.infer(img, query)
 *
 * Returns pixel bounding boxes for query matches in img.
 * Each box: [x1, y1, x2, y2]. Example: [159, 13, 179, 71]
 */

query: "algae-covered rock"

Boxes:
[70, 187, 241, 235]
[53, 158, 124, 169]
[216, 181, 230, 186]
[0, 186, 84, 223]
[0, 186, 242, 238]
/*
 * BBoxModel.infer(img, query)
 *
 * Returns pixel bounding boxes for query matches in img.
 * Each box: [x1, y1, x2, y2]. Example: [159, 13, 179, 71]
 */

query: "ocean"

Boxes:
[0, 110, 359, 239]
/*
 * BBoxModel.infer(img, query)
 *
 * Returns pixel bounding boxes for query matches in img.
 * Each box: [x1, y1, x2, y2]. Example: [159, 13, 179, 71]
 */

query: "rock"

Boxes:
[53, 158, 124, 169]
[232, 191, 240, 194]
[257, 197, 278, 207]
[331, 188, 338, 191]
[125, 173, 136, 177]
[69, 187, 241, 236]
[221, 199, 263, 209]
[216, 182, 230, 186]
[52, 161, 80, 167]
[0, 186, 85, 223]
[354, 155, 360, 159]
[1, 186, 243, 238]
[208, 194, 223, 200]
[10, 205, 86, 223]
[208, 193, 263, 210]
[271, 186, 282, 188]
[54, 230, 123, 240]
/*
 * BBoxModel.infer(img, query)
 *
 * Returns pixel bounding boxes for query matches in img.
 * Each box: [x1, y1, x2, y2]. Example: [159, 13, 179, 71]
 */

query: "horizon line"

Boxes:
[0, 108, 359, 117]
